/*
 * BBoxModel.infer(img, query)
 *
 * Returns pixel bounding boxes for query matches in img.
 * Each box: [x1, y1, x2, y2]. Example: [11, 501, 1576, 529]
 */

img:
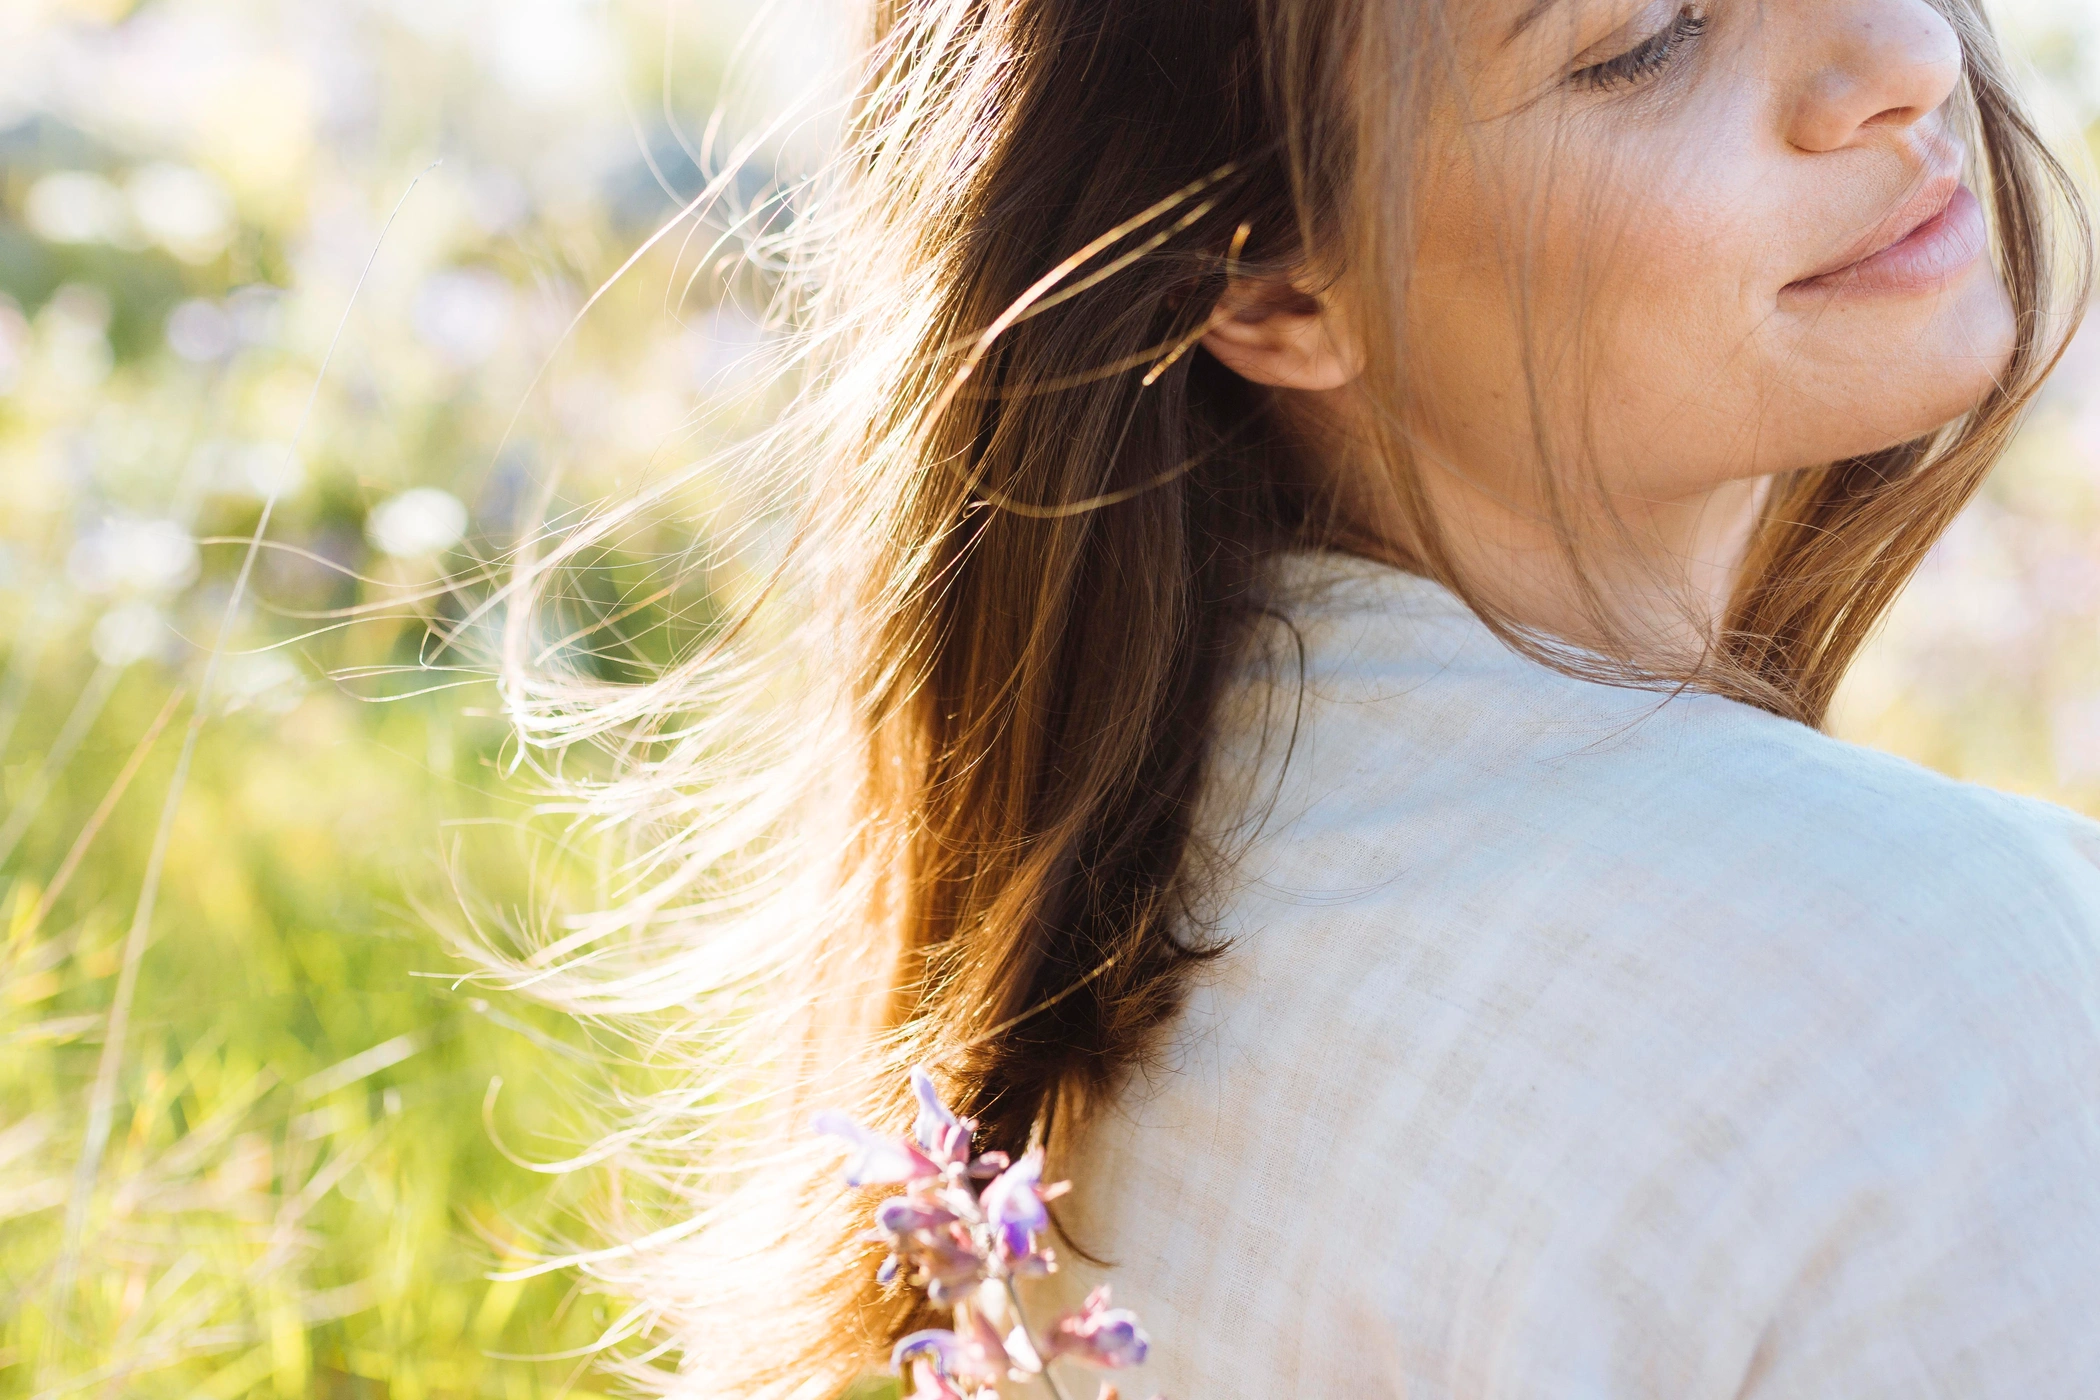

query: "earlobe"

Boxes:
[1199, 282, 1362, 392]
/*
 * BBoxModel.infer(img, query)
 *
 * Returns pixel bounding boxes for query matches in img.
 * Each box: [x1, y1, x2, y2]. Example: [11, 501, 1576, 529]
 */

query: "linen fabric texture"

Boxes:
[1033, 551, 2100, 1399]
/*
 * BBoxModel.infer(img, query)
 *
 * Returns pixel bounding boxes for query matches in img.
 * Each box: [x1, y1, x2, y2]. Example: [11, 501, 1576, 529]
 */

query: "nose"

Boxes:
[1784, 0, 1964, 153]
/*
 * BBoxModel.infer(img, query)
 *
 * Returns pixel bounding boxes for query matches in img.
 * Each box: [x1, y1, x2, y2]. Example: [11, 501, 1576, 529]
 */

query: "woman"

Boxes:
[498, 0, 2097, 1393]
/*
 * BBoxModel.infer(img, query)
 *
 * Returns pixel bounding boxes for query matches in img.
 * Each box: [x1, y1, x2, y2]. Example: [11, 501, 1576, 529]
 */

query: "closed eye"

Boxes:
[1571, 5, 1710, 92]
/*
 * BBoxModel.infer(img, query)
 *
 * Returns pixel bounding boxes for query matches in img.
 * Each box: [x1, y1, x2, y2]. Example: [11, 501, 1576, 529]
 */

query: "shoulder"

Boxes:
[1656, 706, 2100, 967]
[1229, 553, 2100, 995]
[1191, 564, 2100, 1390]
[1207, 556, 2100, 1212]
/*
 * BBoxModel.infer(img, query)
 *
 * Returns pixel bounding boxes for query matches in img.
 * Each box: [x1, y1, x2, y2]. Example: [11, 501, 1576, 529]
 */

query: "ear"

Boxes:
[1200, 278, 1363, 392]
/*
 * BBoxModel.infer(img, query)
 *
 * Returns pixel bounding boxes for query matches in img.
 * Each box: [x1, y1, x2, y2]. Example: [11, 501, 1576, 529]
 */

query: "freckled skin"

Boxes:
[1406, 0, 2015, 507]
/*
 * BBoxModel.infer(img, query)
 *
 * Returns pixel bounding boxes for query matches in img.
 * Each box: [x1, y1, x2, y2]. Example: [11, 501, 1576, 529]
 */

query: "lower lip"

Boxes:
[1784, 185, 1988, 299]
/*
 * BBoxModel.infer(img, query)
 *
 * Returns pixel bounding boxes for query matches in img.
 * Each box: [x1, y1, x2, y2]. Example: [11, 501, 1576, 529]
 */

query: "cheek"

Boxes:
[1400, 147, 1780, 500]
[1394, 170, 1543, 490]
[1394, 115, 2019, 501]
[1540, 118, 2021, 483]
[1532, 98, 1832, 494]
[1603, 225, 2022, 482]
[1571, 178, 1794, 490]
[1408, 151, 2020, 501]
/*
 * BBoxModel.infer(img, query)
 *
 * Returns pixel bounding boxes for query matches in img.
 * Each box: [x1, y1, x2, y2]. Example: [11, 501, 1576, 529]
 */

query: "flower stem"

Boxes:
[1002, 1278, 1071, 1400]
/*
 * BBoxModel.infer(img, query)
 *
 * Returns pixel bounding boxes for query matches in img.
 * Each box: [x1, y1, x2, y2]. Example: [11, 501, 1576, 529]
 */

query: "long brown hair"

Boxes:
[483, 0, 2090, 1391]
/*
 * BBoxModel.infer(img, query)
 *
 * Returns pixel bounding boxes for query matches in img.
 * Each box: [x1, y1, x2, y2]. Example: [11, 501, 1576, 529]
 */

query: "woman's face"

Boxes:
[1400, 0, 2015, 511]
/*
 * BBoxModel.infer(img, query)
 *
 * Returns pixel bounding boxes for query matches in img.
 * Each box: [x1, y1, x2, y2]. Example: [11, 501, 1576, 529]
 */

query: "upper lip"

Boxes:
[1786, 152, 1966, 289]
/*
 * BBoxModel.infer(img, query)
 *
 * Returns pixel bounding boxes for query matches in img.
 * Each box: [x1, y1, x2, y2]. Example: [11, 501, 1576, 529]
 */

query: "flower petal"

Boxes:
[812, 1110, 938, 1184]
[953, 1304, 1012, 1381]
[910, 1067, 958, 1136]
[878, 1197, 957, 1235]
[904, 1358, 969, 1400]
[907, 1223, 990, 1303]
[893, 1329, 964, 1373]
[910, 1066, 973, 1163]
[980, 1148, 1049, 1255]
[1046, 1285, 1151, 1368]
[1003, 1322, 1044, 1374]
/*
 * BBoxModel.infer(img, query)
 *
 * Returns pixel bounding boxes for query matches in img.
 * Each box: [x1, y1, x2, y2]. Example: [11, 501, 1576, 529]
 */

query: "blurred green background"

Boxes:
[0, 0, 2094, 1396]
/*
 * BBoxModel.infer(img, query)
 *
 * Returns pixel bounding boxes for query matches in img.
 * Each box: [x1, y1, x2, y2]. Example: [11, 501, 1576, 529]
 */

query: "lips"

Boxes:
[1784, 167, 1989, 298]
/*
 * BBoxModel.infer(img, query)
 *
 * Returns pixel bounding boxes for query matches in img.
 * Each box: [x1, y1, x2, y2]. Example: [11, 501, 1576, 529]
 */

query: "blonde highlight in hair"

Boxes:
[479, 0, 2089, 1392]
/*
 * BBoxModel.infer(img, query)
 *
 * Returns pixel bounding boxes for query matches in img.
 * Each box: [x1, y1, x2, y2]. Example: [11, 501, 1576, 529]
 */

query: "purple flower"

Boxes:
[979, 1148, 1050, 1260]
[914, 1223, 991, 1303]
[869, 1191, 983, 1300]
[894, 1329, 967, 1375]
[1046, 1286, 1150, 1368]
[893, 1309, 1007, 1385]
[812, 1110, 939, 1186]
[834, 1070, 1159, 1394]
[877, 1197, 958, 1235]
[903, 1357, 968, 1400]
[911, 1067, 973, 1165]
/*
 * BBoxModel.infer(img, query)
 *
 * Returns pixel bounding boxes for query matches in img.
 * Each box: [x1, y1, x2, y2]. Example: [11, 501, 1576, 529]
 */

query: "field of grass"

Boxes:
[0, 662, 626, 1396]
[0, 0, 2095, 1397]
[0, 1, 765, 1392]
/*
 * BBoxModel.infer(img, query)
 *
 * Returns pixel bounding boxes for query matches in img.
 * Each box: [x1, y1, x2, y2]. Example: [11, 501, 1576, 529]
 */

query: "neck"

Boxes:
[1423, 468, 1770, 663]
[1307, 418, 1770, 669]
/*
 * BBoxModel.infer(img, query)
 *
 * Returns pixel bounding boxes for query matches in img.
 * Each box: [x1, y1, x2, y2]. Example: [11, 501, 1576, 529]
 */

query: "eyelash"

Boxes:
[1571, 6, 1710, 92]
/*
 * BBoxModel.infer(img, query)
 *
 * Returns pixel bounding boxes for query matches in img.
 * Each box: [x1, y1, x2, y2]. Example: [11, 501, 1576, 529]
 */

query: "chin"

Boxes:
[1798, 266, 2019, 463]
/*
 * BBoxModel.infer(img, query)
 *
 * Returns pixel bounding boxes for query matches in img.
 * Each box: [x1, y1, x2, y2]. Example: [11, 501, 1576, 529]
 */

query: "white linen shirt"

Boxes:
[1033, 551, 2100, 1399]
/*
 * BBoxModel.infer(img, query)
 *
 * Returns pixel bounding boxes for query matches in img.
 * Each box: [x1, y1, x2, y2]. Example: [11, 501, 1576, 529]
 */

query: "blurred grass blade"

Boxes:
[296, 1033, 424, 1101]
[20, 688, 184, 945]
[0, 663, 120, 869]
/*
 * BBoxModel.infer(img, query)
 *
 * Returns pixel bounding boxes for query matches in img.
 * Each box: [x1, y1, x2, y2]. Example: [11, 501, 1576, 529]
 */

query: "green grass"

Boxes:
[0, 641, 636, 1397]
